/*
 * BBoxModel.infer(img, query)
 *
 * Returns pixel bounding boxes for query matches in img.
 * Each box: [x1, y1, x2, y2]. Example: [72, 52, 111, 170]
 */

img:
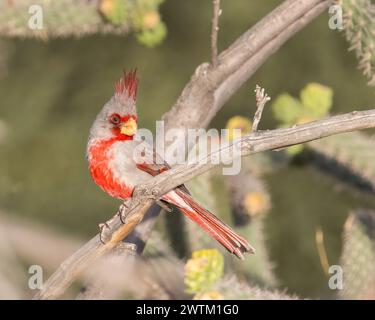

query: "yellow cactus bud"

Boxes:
[99, 0, 115, 16]
[99, 0, 127, 25]
[143, 11, 160, 29]
[225, 116, 252, 141]
[243, 191, 270, 216]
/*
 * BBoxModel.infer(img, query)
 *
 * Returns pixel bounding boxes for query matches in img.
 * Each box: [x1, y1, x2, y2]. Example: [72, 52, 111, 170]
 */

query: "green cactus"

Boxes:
[308, 132, 375, 191]
[0, 0, 166, 46]
[337, 0, 375, 86]
[339, 210, 375, 299]
[0, 0, 118, 38]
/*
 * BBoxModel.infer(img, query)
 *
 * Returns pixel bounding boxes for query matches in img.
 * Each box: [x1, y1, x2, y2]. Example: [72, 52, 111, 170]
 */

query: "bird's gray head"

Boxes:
[88, 70, 139, 142]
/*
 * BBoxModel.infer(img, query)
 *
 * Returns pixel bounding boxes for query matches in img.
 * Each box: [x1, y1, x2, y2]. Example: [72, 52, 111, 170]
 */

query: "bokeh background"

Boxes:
[0, 0, 374, 299]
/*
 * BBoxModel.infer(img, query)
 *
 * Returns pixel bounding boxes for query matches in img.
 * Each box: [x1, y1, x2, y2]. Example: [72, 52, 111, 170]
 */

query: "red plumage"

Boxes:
[88, 138, 133, 199]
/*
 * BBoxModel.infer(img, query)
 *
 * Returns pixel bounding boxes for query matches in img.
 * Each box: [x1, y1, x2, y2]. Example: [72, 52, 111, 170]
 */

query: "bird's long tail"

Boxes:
[162, 189, 255, 259]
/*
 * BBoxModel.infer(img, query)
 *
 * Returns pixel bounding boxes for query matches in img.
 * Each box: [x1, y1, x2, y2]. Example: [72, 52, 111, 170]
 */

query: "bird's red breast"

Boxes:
[88, 138, 134, 200]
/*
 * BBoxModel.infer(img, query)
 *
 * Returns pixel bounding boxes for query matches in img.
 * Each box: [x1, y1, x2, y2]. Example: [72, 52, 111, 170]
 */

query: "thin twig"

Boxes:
[34, 108, 375, 299]
[211, 0, 221, 67]
[252, 85, 271, 132]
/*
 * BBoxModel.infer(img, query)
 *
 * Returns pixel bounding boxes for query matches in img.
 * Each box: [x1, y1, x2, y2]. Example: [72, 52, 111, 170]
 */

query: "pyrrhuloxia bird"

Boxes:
[87, 70, 254, 259]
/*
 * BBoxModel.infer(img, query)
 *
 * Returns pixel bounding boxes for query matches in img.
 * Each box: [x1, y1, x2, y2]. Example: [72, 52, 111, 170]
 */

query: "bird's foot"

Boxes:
[98, 200, 133, 243]
[99, 206, 126, 243]
[119, 199, 132, 223]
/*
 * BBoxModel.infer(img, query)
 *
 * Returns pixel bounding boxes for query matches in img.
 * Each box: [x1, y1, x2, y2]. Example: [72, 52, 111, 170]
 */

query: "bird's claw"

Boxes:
[99, 222, 110, 244]
[118, 200, 131, 223]
[99, 200, 132, 243]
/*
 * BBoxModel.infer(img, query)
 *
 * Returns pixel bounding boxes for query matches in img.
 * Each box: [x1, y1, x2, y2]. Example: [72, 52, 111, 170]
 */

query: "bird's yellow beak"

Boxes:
[120, 118, 137, 136]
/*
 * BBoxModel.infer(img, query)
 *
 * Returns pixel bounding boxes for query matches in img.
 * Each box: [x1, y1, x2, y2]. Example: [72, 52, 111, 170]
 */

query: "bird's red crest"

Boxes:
[115, 69, 138, 100]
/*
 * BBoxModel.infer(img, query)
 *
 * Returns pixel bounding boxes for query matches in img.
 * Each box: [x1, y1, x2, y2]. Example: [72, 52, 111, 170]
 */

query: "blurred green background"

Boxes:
[0, 0, 374, 298]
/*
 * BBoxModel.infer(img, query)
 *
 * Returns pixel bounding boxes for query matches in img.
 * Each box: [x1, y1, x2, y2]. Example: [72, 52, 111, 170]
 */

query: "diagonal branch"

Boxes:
[35, 108, 375, 299]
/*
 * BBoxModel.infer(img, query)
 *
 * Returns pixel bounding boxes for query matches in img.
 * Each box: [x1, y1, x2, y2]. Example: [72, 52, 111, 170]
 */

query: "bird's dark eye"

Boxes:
[109, 114, 121, 125]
